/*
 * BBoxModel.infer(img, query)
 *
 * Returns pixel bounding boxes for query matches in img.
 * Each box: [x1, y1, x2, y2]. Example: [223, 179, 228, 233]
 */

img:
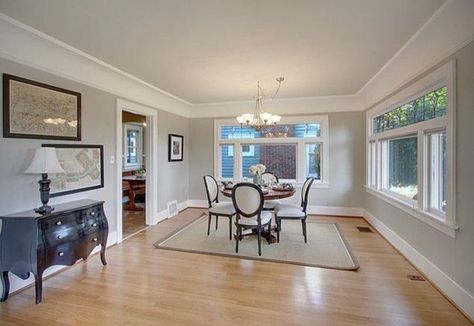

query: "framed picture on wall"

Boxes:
[3, 74, 81, 140]
[168, 134, 184, 162]
[42, 144, 104, 197]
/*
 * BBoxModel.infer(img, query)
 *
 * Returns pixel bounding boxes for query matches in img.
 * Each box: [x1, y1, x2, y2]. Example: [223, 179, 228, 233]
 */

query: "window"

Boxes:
[366, 61, 456, 237]
[306, 143, 321, 180]
[219, 144, 234, 179]
[215, 116, 329, 184]
[427, 130, 447, 215]
[373, 87, 447, 134]
[123, 123, 144, 168]
[381, 136, 418, 202]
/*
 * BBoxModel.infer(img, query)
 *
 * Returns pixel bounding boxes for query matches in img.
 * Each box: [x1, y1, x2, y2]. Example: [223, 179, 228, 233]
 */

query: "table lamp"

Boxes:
[25, 147, 65, 214]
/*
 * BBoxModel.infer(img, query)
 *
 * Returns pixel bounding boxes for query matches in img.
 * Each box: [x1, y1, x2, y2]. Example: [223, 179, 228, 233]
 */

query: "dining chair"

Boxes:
[232, 183, 272, 256]
[261, 172, 281, 210]
[203, 175, 236, 240]
[274, 177, 315, 243]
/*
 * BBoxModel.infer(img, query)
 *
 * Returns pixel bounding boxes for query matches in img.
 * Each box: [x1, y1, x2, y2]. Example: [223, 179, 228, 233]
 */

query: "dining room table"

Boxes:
[123, 175, 146, 211]
[220, 185, 296, 244]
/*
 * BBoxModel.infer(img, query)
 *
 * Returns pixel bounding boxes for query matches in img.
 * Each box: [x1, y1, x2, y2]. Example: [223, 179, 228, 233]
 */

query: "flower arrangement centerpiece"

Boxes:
[135, 168, 146, 178]
[249, 163, 266, 186]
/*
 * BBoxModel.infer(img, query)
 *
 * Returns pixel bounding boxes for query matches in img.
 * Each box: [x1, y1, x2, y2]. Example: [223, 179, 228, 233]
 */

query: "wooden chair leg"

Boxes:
[257, 228, 262, 256]
[228, 217, 232, 240]
[302, 219, 307, 243]
[207, 213, 211, 235]
[215, 216, 218, 229]
[235, 226, 240, 253]
[276, 219, 280, 243]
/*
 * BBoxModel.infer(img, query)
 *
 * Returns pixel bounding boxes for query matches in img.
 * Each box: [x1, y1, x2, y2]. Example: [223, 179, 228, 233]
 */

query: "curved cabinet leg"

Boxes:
[0, 271, 10, 302]
[34, 272, 43, 304]
[100, 243, 107, 266]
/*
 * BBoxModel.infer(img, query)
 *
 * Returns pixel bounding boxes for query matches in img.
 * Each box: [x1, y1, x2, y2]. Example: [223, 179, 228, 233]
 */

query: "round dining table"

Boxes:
[220, 187, 296, 201]
[220, 186, 296, 243]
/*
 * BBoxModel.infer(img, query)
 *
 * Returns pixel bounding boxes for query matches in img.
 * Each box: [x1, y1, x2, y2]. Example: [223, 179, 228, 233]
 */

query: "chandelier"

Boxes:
[236, 77, 284, 131]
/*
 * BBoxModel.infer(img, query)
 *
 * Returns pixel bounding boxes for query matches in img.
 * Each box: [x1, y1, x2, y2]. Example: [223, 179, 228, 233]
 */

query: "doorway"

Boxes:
[122, 111, 147, 238]
[116, 99, 158, 243]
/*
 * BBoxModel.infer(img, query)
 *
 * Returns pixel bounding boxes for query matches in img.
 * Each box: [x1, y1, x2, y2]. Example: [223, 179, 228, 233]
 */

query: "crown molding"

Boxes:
[358, 0, 474, 110]
[188, 94, 362, 118]
[0, 13, 192, 118]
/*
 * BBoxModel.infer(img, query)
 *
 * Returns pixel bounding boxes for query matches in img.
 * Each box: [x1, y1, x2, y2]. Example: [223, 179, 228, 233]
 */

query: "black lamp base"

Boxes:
[34, 205, 55, 215]
[34, 173, 55, 215]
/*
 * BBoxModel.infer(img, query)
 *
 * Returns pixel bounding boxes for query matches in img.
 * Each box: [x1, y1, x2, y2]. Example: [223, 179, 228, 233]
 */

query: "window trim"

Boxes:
[366, 61, 457, 238]
[214, 115, 329, 185]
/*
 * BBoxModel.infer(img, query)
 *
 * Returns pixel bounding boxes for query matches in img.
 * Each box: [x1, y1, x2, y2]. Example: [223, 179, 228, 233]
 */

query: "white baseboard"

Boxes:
[308, 205, 363, 217]
[186, 199, 208, 208]
[154, 200, 190, 224]
[7, 230, 117, 296]
[363, 210, 474, 321]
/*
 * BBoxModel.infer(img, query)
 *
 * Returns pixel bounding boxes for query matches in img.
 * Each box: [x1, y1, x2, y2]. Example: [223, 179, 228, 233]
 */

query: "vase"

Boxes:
[253, 174, 263, 186]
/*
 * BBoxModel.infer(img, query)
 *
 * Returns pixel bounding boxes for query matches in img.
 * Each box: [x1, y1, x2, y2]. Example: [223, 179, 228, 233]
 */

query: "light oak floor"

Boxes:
[0, 208, 471, 325]
[122, 206, 146, 238]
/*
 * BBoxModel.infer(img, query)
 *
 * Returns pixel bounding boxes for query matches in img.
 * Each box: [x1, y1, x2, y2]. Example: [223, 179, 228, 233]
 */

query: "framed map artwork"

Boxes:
[3, 74, 81, 140]
[42, 144, 104, 197]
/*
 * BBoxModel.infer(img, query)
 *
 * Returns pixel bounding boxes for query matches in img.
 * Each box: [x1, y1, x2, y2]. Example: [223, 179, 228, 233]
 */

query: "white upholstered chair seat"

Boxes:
[209, 202, 235, 215]
[238, 211, 273, 226]
[275, 204, 306, 218]
[263, 199, 281, 210]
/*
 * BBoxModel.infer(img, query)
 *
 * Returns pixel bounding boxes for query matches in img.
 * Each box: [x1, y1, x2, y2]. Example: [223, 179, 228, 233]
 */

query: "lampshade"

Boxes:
[25, 148, 64, 174]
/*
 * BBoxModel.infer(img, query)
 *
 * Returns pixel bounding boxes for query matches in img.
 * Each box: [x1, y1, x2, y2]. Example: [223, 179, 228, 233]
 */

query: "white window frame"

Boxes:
[366, 61, 457, 238]
[123, 123, 144, 169]
[214, 115, 329, 186]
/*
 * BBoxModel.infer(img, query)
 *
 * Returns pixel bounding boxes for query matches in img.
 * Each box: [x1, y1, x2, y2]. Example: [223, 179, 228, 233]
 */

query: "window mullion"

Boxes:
[234, 142, 242, 181]
[297, 141, 305, 183]
[417, 130, 425, 211]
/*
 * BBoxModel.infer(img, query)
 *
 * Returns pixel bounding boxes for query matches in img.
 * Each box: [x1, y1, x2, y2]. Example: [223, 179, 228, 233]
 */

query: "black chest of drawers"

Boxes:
[0, 199, 109, 303]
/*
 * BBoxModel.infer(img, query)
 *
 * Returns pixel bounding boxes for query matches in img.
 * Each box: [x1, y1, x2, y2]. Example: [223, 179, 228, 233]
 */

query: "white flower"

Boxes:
[249, 164, 266, 176]
[249, 165, 257, 175]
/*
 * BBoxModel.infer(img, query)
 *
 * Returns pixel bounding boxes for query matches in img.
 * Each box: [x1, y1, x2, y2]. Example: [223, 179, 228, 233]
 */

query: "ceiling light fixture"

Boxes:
[236, 77, 284, 131]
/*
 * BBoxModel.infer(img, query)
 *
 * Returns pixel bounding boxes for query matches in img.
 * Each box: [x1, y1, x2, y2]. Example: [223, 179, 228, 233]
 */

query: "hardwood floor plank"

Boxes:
[0, 208, 471, 325]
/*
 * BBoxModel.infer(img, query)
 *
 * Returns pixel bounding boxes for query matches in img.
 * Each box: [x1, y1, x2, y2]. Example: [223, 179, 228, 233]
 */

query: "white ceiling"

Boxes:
[0, 0, 445, 104]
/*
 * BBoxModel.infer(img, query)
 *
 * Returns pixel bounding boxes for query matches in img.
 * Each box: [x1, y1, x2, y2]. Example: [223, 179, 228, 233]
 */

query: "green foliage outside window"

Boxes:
[373, 87, 447, 134]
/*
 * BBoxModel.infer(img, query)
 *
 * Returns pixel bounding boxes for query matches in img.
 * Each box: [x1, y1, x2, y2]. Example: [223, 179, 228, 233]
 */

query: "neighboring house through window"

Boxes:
[215, 116, 329, 185]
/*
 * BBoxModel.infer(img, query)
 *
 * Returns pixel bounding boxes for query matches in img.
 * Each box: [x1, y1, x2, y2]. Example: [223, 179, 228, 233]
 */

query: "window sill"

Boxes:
[365, 186, 458, 238]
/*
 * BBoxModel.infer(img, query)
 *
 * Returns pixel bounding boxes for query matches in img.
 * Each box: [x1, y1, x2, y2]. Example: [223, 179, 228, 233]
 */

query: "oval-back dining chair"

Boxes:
[232, 183, 272, 256]
[274, 177, 315, 243]
[203, 175, 236, 239]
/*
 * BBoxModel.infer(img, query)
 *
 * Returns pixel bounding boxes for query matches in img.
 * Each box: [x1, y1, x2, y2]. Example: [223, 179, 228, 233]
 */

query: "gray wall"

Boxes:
[0, 57, 190, 230]
[156, 110, 189, 210]
[364, 41, 474, 296]
[189, 111, 365, 208]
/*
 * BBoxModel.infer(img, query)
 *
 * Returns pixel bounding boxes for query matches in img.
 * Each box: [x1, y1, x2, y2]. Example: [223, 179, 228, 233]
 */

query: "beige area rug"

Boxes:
[154, 213, 359, 271]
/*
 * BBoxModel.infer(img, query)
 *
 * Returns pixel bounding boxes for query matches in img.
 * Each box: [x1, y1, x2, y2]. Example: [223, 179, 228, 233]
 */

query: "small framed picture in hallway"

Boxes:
[168, 134, 184, 161]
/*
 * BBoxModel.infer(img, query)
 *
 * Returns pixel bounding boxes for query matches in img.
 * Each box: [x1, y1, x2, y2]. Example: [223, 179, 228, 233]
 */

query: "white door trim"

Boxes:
[116, 98, 159, 243]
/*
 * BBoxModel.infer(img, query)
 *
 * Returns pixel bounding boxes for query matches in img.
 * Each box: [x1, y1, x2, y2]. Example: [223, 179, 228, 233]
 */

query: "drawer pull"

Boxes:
[57, 235, 63, 240]
[92, 237, 98, 242]
[92, 223, 97, 227]
[56, 221, 62, 226]
[58, 251, 65, 257]
[90, 211, 96, 216]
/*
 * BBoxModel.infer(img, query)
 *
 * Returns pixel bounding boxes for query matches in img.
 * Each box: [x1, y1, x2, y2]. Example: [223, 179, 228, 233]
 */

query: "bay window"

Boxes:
[366, 61, 456, 237]
[215, 116, 329, 185]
